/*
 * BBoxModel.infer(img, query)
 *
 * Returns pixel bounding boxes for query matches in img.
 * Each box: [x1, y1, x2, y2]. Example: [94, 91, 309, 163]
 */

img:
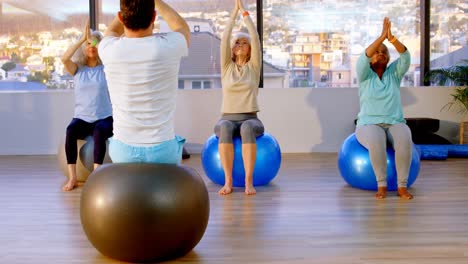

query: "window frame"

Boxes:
[87, 0, 435, 87]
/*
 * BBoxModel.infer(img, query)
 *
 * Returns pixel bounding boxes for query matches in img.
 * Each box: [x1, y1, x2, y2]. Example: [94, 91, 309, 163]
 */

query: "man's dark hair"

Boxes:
[120, 0, 155, 31]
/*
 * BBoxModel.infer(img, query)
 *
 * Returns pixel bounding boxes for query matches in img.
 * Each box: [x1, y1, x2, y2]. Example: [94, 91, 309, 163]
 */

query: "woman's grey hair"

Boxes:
[230, 31, 251, 49]
[230, 31, 251, 62]
[72, 30, 103, 67]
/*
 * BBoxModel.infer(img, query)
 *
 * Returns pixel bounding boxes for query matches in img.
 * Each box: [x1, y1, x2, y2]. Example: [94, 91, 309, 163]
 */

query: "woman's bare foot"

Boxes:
[62, 178, 78, 191]
[398, 187, 414, 200]
[245, 185, 256, 195]
[375, 186, 387, 199]
[218, 185, 233, 195]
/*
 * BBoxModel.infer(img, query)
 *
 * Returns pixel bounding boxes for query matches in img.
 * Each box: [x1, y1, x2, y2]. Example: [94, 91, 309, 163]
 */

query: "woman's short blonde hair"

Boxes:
[73, 30, 104, 67]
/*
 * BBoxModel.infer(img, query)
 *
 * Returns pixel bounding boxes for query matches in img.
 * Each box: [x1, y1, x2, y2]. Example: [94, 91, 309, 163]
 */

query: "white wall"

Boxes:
[0, 87, 463, 155]
[0, 91, 74, 155]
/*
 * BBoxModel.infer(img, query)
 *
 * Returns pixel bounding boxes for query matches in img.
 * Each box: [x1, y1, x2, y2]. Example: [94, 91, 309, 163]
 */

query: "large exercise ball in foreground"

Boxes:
[80, 163, 210, 263]
[338, 133, 420, 191]
[201, 132, 281, 187]
[57, 136, 111, 182]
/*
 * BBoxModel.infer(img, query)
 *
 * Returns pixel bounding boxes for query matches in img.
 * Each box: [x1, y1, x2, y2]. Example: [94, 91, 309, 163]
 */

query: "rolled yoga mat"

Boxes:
[416, 144, 468, 160]
[415, 145, 448, 160]
[447, 144, 468, 158]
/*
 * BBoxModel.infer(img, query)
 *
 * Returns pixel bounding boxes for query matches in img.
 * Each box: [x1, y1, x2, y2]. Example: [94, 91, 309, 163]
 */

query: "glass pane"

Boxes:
[203, 80, 212, 89]
[99, 0, 258, 89]
[178, 79, 185, 89]
[0, 1, 89, 91]
[429, 0, 467, 86]
[264, 0, 421, 88]
[192, 81, 202, 89]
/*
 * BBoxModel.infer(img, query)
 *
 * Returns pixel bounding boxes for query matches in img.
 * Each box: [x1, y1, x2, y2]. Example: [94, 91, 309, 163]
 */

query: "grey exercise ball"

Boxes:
[57, 136, 111, 182]
[78, 136, 112, 172]
[80, 163, 210, 263]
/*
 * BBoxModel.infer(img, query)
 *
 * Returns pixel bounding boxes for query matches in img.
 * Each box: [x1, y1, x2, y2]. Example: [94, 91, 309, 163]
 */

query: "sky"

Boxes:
[4, 0, 88, 17]
[3, 0, 257, 19]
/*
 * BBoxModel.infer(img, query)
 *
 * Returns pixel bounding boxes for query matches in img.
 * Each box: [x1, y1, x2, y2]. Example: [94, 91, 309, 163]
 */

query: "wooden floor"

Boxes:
[0, 154, 467, 264]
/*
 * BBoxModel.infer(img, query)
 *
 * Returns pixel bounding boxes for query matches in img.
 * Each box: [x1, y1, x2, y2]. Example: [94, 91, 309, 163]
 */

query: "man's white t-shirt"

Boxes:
[99, 32, 188, 145]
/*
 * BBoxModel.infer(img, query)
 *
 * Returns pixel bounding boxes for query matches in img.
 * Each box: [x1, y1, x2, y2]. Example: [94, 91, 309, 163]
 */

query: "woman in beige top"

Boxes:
[214, 0, 264, 195]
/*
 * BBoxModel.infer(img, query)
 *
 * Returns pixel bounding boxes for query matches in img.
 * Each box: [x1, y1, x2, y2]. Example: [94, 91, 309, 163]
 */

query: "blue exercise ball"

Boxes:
[80, 163, 209, 263]
[201, 132, 281, 187]
[338, 133, 420, 191]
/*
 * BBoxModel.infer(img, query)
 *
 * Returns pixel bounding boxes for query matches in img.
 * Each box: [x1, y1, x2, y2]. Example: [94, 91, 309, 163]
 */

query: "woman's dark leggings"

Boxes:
[65, 116, 113, 164]
[214, 113, 264, 143]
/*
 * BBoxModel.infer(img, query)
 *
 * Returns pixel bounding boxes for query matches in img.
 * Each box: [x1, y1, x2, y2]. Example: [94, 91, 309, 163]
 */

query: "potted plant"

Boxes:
[424, 61, 468, 143]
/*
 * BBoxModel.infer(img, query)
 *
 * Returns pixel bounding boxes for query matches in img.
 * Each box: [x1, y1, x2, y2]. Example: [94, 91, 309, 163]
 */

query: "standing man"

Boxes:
[99, 0, 190, 164]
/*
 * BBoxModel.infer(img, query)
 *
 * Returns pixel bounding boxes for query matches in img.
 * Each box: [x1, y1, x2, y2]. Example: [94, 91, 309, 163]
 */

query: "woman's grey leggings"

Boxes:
[355, 123, 413, 188]
[214, 113, 265, 144]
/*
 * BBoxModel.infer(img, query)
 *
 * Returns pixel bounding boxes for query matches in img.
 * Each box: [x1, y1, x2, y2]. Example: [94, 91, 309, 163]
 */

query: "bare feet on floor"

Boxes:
[218, 185, 233, 195]
[245, 185, 256, 195]
[62, 178, 78, 191]
[375, 186, 387, 199]
[398, 187, 414, 200]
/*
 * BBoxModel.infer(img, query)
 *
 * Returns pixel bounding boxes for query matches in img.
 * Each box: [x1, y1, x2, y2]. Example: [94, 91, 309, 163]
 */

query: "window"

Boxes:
[0, 1, 88, 91]
[263, 0, 421, 88]
[203, 81, 212, 89]
[189, 80, 212, 89]
[98, 0, 466, 88]
[429, 0, 467, 86]
[192, 81, 202, 89]
[178, 80, 185, 89]
[100, 0, 243, 89]
[3, 0, 465, 91]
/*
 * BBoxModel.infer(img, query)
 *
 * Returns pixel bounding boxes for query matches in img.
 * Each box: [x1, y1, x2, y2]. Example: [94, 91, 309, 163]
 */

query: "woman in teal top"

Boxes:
[61, 22, 113, 191]
[355, 17, 413, 200]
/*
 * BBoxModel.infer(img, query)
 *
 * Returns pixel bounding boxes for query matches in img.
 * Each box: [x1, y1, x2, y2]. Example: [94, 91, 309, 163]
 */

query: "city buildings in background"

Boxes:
[0, 0, 466, 90]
